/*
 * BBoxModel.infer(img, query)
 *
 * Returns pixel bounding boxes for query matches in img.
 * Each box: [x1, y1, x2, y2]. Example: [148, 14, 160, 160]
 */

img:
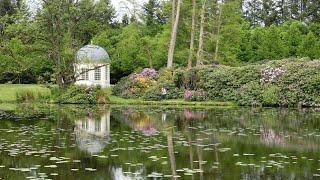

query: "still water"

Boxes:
[0, 105, 320, 179]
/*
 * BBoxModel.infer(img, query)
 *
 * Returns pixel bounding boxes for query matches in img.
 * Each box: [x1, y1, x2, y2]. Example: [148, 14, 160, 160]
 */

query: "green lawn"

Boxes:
[0, 84, 51, 103]
[105, 88, 235, 107]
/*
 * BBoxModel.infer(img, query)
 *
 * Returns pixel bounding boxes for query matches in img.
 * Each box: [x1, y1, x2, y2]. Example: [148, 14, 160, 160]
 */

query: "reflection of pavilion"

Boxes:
[74, 108, 111, 154]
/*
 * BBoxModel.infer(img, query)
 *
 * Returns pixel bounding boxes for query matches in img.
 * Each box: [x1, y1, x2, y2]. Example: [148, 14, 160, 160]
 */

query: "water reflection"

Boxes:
[0, 105, 320, 179]
[74, 108, 110, 154]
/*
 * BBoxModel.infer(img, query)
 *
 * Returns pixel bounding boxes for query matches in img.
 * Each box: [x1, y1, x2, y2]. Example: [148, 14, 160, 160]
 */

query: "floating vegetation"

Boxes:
[0, 106, 320, 179]
[85, 168, 97, 171]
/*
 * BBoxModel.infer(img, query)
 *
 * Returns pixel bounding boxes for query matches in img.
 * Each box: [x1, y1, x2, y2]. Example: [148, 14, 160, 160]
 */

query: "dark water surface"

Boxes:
[0, 105, 320, 179]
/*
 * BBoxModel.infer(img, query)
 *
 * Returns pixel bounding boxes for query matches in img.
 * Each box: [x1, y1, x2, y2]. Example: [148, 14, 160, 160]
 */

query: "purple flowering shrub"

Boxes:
[130, 68, 158, 80]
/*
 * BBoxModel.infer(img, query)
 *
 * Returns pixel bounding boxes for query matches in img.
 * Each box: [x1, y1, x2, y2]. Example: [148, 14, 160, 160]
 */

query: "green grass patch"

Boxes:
[104, 87, 235, 107]
[0, 84, 51, 103]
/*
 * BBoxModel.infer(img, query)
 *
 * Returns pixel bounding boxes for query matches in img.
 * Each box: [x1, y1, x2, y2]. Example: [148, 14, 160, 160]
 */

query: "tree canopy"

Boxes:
[1, 0, 320, 85]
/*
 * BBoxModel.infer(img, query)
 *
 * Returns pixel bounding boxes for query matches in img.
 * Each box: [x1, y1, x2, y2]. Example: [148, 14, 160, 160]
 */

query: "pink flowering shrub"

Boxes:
[184, 90, 192, 100]
[260, 67, 285, 84]
[184, 89, 208, 101]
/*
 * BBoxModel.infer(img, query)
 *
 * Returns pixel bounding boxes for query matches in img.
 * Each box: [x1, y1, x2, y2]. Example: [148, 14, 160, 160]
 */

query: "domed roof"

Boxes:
[76, 44, 110, 64]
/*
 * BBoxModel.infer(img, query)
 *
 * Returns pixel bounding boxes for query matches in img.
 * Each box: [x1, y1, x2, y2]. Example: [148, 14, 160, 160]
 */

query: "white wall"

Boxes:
[75, 63, 110, 88]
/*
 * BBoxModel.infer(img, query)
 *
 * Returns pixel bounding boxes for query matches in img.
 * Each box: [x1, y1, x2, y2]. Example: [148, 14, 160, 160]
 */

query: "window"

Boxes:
[94, 68, 101, 81]
[80, 68, 89, 80]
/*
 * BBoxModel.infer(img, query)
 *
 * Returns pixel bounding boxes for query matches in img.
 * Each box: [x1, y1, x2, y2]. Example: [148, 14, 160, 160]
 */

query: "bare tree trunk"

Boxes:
[171, 0, 176, 29]
[51, 13, 64, 87]
[214, 3, 222, 62]
[187, 0, 196, 69]
[167, 0, 182, 68]
[145, 45, 153, 68]
[196, 0, 206, 67]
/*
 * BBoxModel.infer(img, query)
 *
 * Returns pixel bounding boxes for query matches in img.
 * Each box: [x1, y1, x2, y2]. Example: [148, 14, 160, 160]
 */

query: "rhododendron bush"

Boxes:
[113, 59, 320, 107]
[112, 68, 158, 98]
[176, 59, 320, 107]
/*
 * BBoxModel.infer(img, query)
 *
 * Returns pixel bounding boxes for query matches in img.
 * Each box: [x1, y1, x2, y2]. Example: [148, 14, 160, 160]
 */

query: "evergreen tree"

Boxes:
[142, 0, 165, 35]
[243, 0, 262, 26]
[259, 0, 278, 26]
[122, 14, 130, 26]
[305, 0, 320, 23]
[0, 0, 16, 16]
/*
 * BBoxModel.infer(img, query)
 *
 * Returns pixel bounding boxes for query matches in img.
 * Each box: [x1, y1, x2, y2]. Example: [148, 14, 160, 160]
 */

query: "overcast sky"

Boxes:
[26, 0, 149, 20]
[111, 0, 149, 20]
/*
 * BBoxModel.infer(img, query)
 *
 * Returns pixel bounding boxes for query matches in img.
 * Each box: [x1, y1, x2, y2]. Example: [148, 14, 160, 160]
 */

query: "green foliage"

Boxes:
[142, 69, 180, 100]
[262, 85, 280, 106]
[143, 82, 180, 100]
[196, 65, 262, 101]
[15, 87, 51, 103]
[16, 90, 35, 103]
[183, 89, 209, 102]
[176, 59, 320, 107]
[112, 68, 158, 98]
[174, 68, 200, 90]
[2, 0, 320, 86]
[237, 81, 262, 106]
[56, 85, 109, 104]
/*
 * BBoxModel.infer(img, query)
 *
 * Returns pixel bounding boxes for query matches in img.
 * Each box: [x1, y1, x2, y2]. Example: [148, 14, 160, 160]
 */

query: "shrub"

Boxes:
[143, 82, 180, 100]
[237, 81, 262, 106]
[174, 68, 200, 90]
[113, 68, 158, 98]
[158, 68, 174, 83]
[175, 59, 320, 107]
[262, 86, 280, 106]
[196, 65, 262, 101]
[56, 85, 109, 104]
[184, 89, 208, 101]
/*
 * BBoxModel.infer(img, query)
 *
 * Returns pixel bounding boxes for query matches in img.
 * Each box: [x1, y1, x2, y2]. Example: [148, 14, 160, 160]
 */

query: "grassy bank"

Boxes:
[106, 88, 234, 107]
[109, 96, 234, 107]
[0, 84, 51, 103]
[0, 84, 234, 107]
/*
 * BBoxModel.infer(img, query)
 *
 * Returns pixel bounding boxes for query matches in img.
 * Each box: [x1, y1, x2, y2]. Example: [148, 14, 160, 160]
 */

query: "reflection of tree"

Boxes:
[188, 133, 195, 180]
[196, 137, 203, 180]
[166, 127, 177, 179]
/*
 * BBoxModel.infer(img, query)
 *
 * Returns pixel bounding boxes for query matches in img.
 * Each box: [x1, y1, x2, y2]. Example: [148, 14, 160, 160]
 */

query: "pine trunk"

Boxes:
[214, 3, 222, 62]
[196, 0, 206, 67]
[187, 0, 196, 69]
[167, 0, 182, 68]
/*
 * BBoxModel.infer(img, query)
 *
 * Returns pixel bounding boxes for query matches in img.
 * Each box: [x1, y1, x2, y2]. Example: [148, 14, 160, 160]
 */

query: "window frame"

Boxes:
[94, 68, 101, 81]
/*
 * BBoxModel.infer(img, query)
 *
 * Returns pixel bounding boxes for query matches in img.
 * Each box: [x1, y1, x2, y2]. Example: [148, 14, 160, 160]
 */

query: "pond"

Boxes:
[0, 105, 320, 179]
